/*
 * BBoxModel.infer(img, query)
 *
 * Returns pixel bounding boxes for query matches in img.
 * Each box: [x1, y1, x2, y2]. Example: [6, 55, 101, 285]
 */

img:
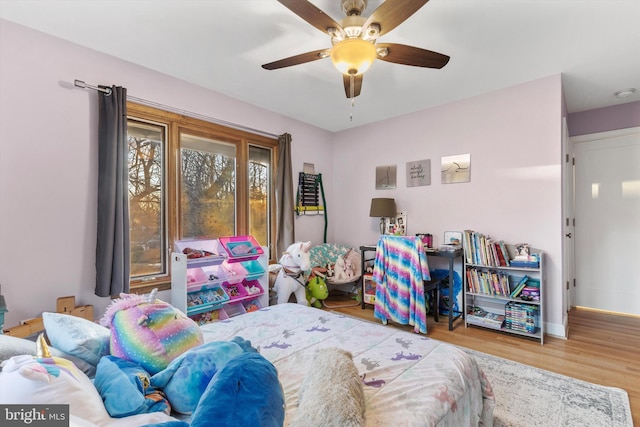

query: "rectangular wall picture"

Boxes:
[376, 165, 397, 189]
[441, 153, 471, 184]
[406, 159, 431, 187]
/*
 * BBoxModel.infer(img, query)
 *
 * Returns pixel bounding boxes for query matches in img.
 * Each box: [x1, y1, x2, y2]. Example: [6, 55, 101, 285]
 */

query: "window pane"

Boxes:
[181, 134, 236, 239]
[127, 120, 166, 277]
[249, 145, 271, 249]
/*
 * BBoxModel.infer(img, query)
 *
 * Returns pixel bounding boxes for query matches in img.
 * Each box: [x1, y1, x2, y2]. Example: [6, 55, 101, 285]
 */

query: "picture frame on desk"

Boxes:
[443, 231, 463, 246]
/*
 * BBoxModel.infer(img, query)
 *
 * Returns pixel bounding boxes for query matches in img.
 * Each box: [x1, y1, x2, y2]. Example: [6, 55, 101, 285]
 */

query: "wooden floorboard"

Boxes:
[322, 295, 640, 425]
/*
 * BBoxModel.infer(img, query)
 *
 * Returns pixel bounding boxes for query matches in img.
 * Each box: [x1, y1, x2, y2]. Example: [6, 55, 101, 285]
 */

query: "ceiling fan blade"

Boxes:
[376, 43, 450, 68]
[363, 0, 429, 37]
[278, 0, 344, 36]
[343, 74, 363, 98]
[262, 49, 330, 70]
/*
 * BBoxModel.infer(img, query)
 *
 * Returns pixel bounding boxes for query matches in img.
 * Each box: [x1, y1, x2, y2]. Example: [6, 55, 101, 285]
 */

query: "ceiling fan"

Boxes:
[262, 0, 450, 99]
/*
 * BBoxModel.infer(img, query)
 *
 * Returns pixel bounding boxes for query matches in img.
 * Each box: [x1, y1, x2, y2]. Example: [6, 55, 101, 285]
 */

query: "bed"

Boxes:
[199, 303, 495, 426]
[0, 303, 494, 426]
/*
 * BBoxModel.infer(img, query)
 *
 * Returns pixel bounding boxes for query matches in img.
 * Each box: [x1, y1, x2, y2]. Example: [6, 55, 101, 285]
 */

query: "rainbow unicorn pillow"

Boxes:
[100, 290, 203, 374]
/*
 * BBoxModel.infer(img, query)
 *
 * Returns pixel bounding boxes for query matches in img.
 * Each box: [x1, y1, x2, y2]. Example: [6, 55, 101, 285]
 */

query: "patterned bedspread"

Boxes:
[199, 304, 495, 426]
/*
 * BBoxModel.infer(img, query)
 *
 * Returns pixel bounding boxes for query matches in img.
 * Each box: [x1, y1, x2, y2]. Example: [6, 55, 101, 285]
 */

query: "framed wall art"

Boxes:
[376, 165, 397, 189]
[406, 159, 431, 187]
[441, 154, 471, 184]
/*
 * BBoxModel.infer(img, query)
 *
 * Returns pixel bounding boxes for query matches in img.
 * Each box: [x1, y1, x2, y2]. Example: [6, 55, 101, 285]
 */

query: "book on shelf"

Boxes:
[510, 275, 529, 298]
[463, 230, 512, 267]
[467, 306, 505, 327]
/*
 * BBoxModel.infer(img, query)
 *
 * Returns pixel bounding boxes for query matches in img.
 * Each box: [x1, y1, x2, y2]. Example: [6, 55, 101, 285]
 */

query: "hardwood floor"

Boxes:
[322, 295, 640, 425]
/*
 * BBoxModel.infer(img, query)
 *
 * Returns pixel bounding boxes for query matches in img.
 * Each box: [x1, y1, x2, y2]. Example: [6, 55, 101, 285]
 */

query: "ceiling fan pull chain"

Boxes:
[350, 73, 356, 121]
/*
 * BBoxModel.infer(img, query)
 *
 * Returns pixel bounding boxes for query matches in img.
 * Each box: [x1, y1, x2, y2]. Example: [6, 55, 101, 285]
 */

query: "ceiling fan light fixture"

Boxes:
[330, 38, 376, 75]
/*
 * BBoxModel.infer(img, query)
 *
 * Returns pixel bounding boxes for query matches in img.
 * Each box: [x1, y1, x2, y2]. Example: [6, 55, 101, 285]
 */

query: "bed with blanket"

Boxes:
[0, 303, 494, 426]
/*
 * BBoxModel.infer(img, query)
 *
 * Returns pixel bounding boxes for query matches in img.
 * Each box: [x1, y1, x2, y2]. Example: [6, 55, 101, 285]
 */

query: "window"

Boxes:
[127, 103, 277, 292]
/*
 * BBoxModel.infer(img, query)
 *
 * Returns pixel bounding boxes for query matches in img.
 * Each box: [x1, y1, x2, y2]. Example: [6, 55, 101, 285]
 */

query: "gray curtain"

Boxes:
[275, 133, 295, 259]
[95, 85, 130, 297]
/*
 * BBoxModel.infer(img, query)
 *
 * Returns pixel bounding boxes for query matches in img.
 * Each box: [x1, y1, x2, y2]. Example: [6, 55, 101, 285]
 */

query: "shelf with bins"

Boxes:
[463, 239, 544, 344]
[171, 236, 268, 326]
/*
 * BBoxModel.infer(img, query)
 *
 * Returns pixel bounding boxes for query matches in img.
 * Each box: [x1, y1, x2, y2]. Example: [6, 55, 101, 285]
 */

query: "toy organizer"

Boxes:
[171, 236, 268, 325]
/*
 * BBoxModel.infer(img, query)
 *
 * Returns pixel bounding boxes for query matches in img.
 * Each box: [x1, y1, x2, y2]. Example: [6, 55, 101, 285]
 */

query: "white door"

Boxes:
[573, 128, 640, 315]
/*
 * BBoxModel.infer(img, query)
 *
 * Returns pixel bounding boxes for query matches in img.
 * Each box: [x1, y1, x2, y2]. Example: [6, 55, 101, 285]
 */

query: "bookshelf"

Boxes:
[463, 230, 544, 344]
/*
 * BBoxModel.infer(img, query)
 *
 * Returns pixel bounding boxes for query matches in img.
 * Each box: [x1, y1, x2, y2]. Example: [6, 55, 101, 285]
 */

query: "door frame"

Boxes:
[561, 118, 575, 326]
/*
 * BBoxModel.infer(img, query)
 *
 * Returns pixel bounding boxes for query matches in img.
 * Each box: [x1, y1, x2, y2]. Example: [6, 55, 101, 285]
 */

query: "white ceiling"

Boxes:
[1, 0, 639, 132]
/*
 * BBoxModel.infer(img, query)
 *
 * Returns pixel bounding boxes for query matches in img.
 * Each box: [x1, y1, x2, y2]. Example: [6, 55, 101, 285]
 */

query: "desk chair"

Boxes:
[424, 277, 444, 323]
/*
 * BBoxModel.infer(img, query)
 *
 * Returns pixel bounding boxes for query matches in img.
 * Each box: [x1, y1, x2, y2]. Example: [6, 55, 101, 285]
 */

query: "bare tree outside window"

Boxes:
[127, 120, 165, 277]
[126, 103, 276, 292]
[181, 146, 236, 239]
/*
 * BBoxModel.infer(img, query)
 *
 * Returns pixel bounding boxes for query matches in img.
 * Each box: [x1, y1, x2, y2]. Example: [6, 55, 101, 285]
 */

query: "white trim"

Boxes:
[571, 126, 640, 143]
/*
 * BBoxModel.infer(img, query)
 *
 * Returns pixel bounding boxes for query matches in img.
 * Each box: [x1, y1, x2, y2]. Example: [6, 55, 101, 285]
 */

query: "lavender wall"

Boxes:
[567, 101, 640, 136]
[0, 20, 334, 326]
[0, 19, 570, 337]
[330, 76, 565, 333]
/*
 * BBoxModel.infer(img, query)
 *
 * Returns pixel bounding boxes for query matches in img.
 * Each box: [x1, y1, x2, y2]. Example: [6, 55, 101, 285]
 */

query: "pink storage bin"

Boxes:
[219, 261, 247, 284]
[224, 303, 247, 318]
[189, 308, 228, 326]
[186, 268, 207, 287]
[223, 282, 248, 301]
[242, 279, 264, 298]
[218, 236, 264, 262]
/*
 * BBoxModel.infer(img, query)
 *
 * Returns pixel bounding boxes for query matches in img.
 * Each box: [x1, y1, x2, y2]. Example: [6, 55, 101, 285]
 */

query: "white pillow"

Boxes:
[0, 355, 181, 426]
[42, 312, 110, 366]
[0, 355, 110, 425]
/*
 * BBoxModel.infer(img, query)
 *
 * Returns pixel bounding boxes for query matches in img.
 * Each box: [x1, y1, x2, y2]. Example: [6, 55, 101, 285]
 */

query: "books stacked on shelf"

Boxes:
[467, 306, 505, 330]
[463, 230, 510, 267]
[505, 301, 538, 334]
[466, 267, 510, 296]
[519, 278, 540, 301]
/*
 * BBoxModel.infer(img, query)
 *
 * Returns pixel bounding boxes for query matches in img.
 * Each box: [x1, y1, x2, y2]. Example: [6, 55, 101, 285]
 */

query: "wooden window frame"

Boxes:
[127, 102, 278, 294]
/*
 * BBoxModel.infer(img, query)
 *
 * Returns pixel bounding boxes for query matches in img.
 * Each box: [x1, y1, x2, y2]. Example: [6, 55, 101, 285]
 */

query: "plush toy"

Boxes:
[100, 289, 203, 374]
[141, 352, 285, 427]
[333, 255, 348, 281]
[150, 337, 257, 414]
[0, 335, 180, 426]
[344, 257, 355, 278]
[306, 275, 329, 308]
[94, 355, 171, 418]
[273, 242, 312, 305]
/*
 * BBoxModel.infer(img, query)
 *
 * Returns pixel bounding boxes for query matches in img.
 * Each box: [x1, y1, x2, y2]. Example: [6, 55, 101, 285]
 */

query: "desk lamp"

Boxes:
[369, 198, 396, 235]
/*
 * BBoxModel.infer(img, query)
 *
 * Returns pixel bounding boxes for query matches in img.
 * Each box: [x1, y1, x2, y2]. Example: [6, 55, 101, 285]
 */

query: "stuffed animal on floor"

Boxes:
[100, 289, 203, 374]
[141, 352, 285, 427]
[306, 274, 329, 308]
[272, 241, 312, 305]
[150, 337, 258, 414]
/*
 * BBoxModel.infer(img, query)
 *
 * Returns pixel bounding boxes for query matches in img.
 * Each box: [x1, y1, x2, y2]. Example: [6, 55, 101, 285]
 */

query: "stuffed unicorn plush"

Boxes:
[272, 242, 312, 305]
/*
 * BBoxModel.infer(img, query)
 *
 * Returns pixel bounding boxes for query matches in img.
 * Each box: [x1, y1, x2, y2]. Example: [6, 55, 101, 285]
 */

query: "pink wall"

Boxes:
[567, 101, 640, 136]
[0, 20, 333, 326]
